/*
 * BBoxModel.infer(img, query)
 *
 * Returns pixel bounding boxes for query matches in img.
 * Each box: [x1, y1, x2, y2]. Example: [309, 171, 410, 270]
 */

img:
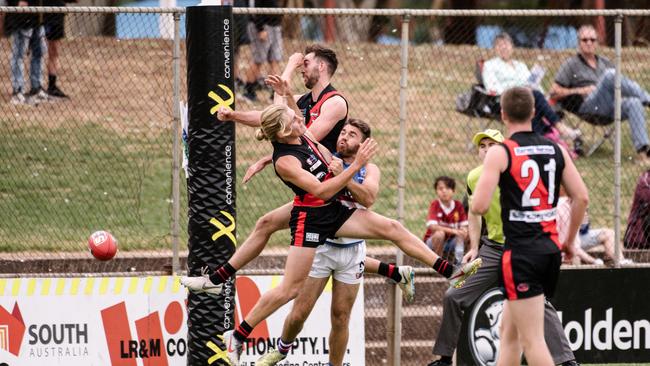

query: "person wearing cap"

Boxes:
[427, 129, 578, 366]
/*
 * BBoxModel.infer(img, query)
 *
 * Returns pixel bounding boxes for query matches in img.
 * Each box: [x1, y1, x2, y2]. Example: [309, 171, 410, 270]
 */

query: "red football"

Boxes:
[88, 231, 118, 261]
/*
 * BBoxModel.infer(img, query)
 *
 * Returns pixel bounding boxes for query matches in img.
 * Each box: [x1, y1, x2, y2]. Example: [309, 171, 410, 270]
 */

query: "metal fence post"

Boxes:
[388, 12, 411, 366]
[614, 13, 622, 268]
[171, 11, 181, 274]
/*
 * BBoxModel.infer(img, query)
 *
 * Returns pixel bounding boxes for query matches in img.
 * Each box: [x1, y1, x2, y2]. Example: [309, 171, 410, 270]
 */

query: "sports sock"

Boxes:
[209, 263, 236, 285]
[277, 338, 293, 355]
[234, 321, 253, 343]
[433, 258, 454, 278]
[378, 262, 402, 283]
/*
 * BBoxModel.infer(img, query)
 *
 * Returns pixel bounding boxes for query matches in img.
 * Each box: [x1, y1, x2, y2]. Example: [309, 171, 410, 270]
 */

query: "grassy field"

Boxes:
[1, 37, 649, 252]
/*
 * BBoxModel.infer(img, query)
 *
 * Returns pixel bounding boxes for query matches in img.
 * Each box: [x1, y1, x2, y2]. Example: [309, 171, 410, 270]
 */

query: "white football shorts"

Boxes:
[309, 241, 367, 285]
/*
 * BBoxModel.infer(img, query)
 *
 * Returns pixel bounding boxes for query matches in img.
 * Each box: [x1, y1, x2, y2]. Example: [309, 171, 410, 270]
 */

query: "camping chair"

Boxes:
[455, 59, 502, 149]
[550, 96, 614, 157]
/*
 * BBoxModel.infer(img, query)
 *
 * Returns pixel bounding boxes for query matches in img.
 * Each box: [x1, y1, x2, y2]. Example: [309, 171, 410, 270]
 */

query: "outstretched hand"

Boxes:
[353, 138, 377, 168]
[265, 75, 292, 97]
[242, 159, 271, 184]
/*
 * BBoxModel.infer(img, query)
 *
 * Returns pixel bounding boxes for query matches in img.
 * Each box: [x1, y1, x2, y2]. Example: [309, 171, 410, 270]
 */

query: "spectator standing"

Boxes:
[423, 176, 468, 264]
[6, 0, 48, 104]
[551, 25, 650, 164]
[243, 0, 284, 102]
[43, 0, 75, 98]
[482, 33, 583, 155]
[233, 0, 250, 93]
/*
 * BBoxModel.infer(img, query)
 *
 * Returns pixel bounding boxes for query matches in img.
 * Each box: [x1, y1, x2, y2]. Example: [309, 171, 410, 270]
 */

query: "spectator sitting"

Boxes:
[423, 176, 468, 265]
[5, 0, 49, 104]
[557, 186, 632, 266]
[482, 32, 583, 155]
[551, 24, 650, 165]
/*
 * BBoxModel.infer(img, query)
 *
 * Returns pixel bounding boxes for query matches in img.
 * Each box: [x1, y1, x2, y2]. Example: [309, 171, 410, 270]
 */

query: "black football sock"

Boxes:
[378, 262, 403, 283]
[234, 320, 253, 343]
[433, 258, 454, 278]
[209, 262, 236, 285]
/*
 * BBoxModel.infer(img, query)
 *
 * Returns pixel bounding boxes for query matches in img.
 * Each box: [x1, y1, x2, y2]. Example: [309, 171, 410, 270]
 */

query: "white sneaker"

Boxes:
[256, 348, 287, 365]
[449, 258, 482, 289]
[224, 329, 243, 365]
[10, 92, 26, 105]
[26, 89, 49, 105]
[180, 273, 223, 295]
[397, 265, 415, 303]
[619, 258, 634, 265]
[593, 258, 604, 266]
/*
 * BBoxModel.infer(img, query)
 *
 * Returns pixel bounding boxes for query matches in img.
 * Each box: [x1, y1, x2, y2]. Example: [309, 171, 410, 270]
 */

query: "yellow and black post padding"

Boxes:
[186, 5, 237, 365]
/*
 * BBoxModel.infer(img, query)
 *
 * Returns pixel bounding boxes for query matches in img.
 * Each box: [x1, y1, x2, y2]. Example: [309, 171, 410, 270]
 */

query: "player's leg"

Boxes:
[495, 300, 523, 366]
[240, 246, 316, 328]
[256, 275, 329, 365]
[500, 251, 557, 366]
[544, 299, 576, 364]
[329, 280, 360, 366]
[541, 251, 575, 364]
[181, 202, 292, 293]
[335, 209, 481, 283]
[257, 242, 337, 365]
[364, 257, 415, 302]
[226, 246, 317, 364]
[508, 295, 553, 366]
[282, 276, 329, 342]
[228, 202, 292, 269]
[336, 209, 439, 267]
[431, 244, 501, 363]
[327, 244, 364, 366]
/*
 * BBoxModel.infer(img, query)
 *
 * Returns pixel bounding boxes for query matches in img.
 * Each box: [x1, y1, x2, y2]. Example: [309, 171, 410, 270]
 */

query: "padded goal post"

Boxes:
[186, 5, 237, 365]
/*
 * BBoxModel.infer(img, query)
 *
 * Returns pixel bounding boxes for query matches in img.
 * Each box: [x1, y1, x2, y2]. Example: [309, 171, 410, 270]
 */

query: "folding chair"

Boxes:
[455, 59, 502, 149]
[550, 96, 614, 157]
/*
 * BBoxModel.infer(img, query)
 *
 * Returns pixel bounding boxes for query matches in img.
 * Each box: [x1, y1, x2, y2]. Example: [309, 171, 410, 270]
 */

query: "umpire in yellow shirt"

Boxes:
[427, 129, 577, 366]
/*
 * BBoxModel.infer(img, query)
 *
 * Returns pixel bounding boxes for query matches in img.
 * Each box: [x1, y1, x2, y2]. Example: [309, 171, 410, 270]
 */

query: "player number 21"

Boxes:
[521, 158, 556, 207]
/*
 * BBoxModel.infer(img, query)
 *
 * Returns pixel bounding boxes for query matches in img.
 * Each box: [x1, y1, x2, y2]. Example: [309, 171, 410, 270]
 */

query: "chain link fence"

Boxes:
[2, 6, 650, 365]
[0, 8, 183, 275]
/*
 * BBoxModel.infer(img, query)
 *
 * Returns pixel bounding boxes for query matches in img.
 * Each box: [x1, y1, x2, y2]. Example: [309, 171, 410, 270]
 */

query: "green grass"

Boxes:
[1, 40, 648, 252]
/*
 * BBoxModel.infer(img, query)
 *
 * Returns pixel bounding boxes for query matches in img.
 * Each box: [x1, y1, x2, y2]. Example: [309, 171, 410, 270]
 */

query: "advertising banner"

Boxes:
[0, 275, 364, 365]
[0, 276, 187, 366]
[185, 5, 237, 365]
[457, 267, 650, 365]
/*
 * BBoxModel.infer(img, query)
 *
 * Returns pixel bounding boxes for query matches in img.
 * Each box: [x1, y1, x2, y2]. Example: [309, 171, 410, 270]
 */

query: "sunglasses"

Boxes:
[580, 38, 597, 43]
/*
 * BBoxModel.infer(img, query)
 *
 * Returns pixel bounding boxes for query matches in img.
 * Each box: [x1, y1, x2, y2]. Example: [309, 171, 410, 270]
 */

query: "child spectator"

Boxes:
[423, 176, 468, 264]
